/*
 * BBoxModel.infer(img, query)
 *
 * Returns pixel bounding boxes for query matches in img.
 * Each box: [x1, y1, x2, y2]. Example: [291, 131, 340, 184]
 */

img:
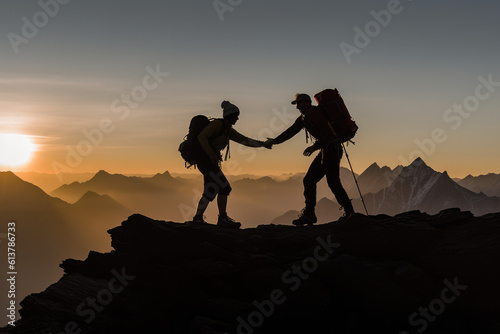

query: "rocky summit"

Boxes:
[2, 210, 500, 334]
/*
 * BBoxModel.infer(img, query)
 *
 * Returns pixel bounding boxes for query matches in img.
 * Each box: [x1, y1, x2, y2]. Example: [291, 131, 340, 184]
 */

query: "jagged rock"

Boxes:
[2, 211, 500, 334]
[427, 208, 474, 226]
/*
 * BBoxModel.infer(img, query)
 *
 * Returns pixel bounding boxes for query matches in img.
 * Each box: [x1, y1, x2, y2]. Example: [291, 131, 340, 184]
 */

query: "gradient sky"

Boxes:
[1, 0, 499, 178]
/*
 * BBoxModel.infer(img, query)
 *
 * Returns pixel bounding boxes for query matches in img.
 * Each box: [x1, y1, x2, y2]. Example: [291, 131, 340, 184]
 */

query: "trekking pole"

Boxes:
[342, 143, 369, 215]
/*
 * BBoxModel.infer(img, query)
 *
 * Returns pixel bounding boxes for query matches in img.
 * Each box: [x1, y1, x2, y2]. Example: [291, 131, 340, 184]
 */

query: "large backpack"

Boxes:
[310, 88, 358, 143]
[178, 116, 228, 168]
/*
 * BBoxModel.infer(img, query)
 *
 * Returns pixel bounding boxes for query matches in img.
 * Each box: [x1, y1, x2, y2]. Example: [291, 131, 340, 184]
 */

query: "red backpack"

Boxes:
[309, 88, 358, 143]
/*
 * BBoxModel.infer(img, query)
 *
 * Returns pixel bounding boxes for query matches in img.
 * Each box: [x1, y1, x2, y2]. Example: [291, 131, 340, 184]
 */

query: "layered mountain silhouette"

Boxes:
[273, 158, 500, 223]
[2, 211, 499, 333]
[48, 169, 351, 225]
[458, 173, 500, 197]
[7, 158, 500, 230]
[362, 158, 500, 216]
[345, 162, 401, 198]
[50, 170, 196, 221]
[0, 172, 131, 325]
[3, 157, 500, 327]
[13, 171, 95, 193]
[44, 158, 500, 227]
[0, 172, 131, 246]
[52, 170, 174, 203]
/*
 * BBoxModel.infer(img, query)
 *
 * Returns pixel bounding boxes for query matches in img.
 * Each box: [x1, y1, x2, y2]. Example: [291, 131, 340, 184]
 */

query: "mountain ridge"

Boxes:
[2, 210, 499, 333]
[363, 158, 500, 216]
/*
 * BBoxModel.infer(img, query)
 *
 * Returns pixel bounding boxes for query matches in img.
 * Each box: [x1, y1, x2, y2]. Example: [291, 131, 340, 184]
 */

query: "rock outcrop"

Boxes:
[2, 210, 500, 334]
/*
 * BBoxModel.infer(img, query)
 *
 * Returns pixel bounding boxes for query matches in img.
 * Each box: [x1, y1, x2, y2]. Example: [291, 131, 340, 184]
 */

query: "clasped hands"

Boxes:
[261, 138, 318, 156]
[261, 138, 274, 149]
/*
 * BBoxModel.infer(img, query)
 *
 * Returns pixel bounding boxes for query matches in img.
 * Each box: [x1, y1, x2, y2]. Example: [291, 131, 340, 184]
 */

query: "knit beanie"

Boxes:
[221, 101, 240, 118]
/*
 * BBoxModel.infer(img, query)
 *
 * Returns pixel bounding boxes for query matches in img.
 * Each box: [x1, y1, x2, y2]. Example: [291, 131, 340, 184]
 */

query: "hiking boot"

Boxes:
[292, 209, 317, 226]
[190, 214, 208, 225]
[217, 214, 241, 229]
[337, 210, 354, 223]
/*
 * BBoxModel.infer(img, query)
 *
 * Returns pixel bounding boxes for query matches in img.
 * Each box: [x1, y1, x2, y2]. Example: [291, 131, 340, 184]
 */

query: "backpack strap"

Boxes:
[212, 118, 231, 161]
[319, 106, 338, 136]
[303, 111, 318, 144]
[301, 114, 309, 143]
[223, 122, 231, 161]
[224, 138, 231, 161]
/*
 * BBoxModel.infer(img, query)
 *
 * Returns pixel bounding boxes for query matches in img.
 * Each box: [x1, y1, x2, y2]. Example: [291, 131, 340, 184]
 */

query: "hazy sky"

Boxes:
[1, 0, 499, 177]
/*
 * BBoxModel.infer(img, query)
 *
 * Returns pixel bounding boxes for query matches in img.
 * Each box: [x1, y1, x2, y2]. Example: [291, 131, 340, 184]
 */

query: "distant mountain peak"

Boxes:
[1, 171, 42, 189]
[399, 158, 433, 178]
[79, 190, 102, 200]
[95, 170, 111, 177]
[257, 176, 277, 183]
[1, 171, 69, 206]
[359, 162, 384, 177]
[0, 170, 22, 181]
[435, 170, 454, 185]
[393, 165, 404, 172]
[317, 197, 334, 205]
[409, 157, 426, 167]
[362, 162, 381, 174]
[89, 170, 127, 183]
[380, 166, 392, 172]
[151, 170, 173, 180]
[73, 190, 125, 210]
[387, 158, 439, 195]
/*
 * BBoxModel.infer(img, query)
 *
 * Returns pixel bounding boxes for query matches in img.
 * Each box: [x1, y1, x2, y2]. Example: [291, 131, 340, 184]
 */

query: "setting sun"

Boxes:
[0, 134, 36, 167]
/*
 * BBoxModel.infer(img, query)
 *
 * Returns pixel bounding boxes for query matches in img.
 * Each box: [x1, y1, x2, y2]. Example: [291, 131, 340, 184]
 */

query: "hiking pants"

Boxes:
[303, 143, 353, 213]
[196, 154, 232, 201]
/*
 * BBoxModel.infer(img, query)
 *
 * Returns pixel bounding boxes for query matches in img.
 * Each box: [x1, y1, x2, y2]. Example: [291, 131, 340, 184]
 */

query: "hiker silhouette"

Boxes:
[265, 93, 355, 225]
[191, 100, 271, 228]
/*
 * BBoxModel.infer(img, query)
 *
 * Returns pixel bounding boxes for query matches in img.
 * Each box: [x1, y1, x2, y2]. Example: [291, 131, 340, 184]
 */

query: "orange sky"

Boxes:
[1, 1, 499, 179]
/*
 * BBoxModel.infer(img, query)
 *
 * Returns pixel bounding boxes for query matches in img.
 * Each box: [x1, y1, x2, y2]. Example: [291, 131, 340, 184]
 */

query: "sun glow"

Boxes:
[0, 134, 36, 167]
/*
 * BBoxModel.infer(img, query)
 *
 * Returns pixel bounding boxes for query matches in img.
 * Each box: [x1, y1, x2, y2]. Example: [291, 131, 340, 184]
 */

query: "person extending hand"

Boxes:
[192, 100, 271, 229]
[264, 93, 355, 226]
[262, 139, 273, 149]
